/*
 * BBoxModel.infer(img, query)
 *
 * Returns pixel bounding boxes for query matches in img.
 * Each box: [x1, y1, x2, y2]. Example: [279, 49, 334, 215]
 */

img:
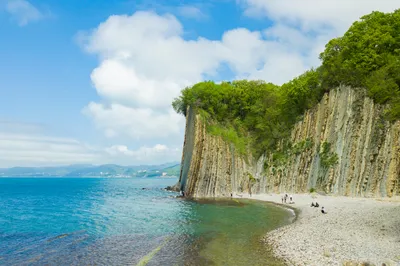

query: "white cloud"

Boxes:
[83, 102, 183, 139]
[5, 0, 44, 26]
[105, 144, 180, 164]
[2, 1, 396, 167]
[131, 1, 208, 21]
[237, 0, 400, 82]
[90, 59, 188, 109]
[0, 132, 100, 167]
[0, 131, 181, 167]
[0, 119, 44, 134]
[80, 11, 305, 142]
[80, 4, 399, 154]
[240, 0, 399, 33]
[262, 1, 397, 32]
[0, 120, 180, 167]
[177, 5, 206, 20]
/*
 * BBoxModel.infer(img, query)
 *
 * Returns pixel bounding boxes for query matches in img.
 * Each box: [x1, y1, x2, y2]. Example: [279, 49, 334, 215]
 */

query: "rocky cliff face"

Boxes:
[177, 87, 400, 198]
[177, 107, 262, 197]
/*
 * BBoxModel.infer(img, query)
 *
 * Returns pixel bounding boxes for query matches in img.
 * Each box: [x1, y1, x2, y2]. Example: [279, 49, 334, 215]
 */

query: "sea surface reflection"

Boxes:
[0, 178, 291, 265]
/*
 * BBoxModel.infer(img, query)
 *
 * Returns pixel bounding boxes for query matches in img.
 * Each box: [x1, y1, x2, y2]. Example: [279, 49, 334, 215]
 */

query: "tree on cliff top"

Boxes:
[172, 72, 321, 156]
[172, 9, 400, 156]
[320, 9, 400, 119]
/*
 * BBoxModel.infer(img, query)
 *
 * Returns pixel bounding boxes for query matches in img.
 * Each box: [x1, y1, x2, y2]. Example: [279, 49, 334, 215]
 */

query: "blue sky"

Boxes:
[0, 0, 398, 167]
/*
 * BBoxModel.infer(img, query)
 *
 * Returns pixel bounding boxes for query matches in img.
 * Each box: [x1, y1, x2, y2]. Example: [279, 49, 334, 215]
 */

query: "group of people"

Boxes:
[281, 193, 294, 204]
[280, 194, 327, 214]
[311, 201, 327, 214]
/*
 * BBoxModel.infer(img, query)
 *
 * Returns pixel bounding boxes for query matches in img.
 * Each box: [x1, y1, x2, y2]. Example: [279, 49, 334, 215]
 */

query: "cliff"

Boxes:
[177, 87, 400, 198]
[177, 106, 262, 197]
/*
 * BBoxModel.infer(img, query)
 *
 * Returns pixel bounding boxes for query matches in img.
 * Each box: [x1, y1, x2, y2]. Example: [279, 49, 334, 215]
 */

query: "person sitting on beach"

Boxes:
[315, 202, 319, 207]
[311, 202, 315, 207]
[321, 207, 327, 214]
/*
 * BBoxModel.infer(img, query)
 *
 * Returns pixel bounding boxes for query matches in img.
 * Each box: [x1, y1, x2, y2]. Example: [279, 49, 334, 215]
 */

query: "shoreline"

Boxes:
[234, 193, 400, 266]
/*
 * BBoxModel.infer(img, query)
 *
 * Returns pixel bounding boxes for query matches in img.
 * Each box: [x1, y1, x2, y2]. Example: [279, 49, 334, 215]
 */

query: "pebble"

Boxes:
[240, 193, 400, 266]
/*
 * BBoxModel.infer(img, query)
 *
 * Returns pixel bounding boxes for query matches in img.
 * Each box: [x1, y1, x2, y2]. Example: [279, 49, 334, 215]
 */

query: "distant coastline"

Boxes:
[0, 176, 179, 178]
[0, 163, 180, 178]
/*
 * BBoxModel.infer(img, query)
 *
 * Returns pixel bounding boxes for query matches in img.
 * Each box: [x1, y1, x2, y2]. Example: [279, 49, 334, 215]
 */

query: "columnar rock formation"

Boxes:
[178, 106, 261, 197]
[177, 87, 400, 198]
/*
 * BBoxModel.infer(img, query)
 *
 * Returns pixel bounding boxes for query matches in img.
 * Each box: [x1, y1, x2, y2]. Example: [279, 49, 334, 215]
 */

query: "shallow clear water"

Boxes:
[0, 178, 291, 265]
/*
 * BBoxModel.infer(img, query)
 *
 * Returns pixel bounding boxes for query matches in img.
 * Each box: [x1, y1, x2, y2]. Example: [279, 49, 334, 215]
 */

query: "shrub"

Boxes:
[319, 142, 339, 168]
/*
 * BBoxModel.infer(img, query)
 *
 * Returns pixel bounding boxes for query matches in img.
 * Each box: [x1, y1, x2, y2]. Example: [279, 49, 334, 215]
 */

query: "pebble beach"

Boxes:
[237, 193, 400, 266]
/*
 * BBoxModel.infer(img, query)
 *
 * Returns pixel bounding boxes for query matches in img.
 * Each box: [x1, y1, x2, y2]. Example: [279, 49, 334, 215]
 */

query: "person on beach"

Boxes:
[281, 196, 284, 203]
[321, 207, 327, 214]
[289, 195, 293, 203]
[311, 202, 320, 207]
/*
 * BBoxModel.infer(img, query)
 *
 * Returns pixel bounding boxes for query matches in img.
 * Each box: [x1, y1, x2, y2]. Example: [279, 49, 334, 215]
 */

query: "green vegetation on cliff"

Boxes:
[173, 10, 400, 157]
[320, 10, 400, 120]
[173, 72, 322, 157]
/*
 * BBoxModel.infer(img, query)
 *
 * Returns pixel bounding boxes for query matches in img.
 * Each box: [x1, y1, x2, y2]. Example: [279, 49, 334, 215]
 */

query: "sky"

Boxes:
[0, 0, 399, 167]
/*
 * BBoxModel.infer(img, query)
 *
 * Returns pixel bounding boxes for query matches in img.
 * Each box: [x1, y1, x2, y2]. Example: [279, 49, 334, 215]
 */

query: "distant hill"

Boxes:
[161, 164, 181, 176]
[0, 163, 180, 178]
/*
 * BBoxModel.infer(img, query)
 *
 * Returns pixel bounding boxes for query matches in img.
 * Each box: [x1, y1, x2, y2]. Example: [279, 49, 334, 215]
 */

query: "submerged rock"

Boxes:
[165, 184, 180, 192]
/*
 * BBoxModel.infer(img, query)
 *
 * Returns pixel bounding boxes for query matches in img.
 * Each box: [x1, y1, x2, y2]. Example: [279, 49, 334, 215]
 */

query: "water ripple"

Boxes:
[0, 178, 290, 265]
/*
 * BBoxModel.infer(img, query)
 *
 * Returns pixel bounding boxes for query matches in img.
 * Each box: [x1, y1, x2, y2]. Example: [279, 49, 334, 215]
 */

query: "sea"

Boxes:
[0, 178, 292, 266]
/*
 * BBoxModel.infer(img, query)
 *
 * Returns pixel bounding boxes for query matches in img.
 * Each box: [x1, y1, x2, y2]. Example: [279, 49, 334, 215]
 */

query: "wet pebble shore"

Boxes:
[237, 194, 400, 266]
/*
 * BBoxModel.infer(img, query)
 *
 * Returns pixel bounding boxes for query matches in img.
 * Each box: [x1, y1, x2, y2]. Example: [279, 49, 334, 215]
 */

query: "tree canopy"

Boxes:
[173, 9, 400, 157]
[319, 9, 400, 119]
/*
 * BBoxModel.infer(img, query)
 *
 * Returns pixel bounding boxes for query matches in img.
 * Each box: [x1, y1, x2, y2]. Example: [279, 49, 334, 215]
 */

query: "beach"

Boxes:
[236, 193, 400, 266]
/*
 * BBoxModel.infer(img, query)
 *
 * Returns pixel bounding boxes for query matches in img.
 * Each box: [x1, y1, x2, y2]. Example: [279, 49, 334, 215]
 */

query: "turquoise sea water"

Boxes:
[0, 178, 291, 265]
